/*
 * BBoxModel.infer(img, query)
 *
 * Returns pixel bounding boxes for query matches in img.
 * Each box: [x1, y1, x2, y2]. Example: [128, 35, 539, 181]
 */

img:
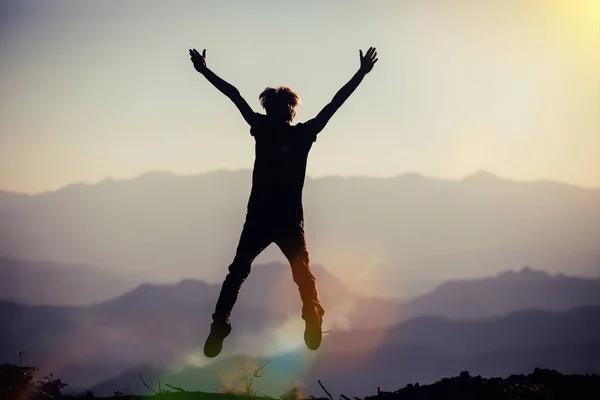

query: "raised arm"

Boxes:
[189, 48, 256, 126]
[306, 47, 378, 134]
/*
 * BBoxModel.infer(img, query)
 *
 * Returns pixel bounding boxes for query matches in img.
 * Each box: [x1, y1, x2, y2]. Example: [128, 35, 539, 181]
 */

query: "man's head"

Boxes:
[259, 86, 300, 123]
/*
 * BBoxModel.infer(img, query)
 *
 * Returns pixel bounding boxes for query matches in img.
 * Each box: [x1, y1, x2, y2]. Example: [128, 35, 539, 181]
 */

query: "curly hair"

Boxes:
[259, 86, 301, 123]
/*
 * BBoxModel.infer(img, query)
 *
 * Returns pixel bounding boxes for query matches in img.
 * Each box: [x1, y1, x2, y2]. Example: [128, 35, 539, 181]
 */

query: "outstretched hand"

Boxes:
[190, 48, 207, 74]
[359, 47, 378, 74]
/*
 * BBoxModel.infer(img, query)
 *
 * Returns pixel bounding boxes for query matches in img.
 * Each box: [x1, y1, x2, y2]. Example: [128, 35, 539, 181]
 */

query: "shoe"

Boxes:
[304, 306, 323, 350]
[204, 321, 232, 358]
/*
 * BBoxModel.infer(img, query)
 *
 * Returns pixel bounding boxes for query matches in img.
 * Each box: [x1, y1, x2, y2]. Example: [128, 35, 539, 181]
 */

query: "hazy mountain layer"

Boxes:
[1, 170, 598, 298]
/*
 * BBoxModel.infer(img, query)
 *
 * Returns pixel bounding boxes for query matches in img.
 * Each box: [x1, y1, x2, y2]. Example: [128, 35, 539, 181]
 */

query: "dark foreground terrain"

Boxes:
[366, 368, 600, 400]
[3, 365, 600, 400]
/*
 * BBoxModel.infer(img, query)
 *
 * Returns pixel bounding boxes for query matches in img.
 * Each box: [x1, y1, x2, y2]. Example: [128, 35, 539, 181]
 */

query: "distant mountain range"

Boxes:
[0, 170, 598, 298]
[0, 256, 137, 305]
[0, 262, 370, 388]
[87, 307, 600, 398]
[398, 266, 600, 321]
[2, 263, 600, 395]
[3, 249, 599, 322]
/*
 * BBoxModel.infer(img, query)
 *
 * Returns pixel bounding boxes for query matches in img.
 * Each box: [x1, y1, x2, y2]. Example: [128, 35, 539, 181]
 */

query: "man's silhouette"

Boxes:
[189, 46, 378, 358]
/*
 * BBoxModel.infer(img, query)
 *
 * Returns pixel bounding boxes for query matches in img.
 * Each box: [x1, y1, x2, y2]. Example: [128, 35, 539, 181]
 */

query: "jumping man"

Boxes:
[189, 46, 378, 358]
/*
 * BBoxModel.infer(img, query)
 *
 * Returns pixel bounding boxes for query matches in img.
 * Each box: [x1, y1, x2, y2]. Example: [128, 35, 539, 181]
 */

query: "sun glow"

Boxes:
[550, 0, 600, 46]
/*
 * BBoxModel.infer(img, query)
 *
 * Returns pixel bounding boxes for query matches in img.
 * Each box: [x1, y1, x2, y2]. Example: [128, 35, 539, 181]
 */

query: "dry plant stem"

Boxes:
[242, 360, 272, 388]
[238, 359, 272, 395]
[138, 374, 158, 395]
[164, 383, 186, 392]
[318, 380, 334, 400]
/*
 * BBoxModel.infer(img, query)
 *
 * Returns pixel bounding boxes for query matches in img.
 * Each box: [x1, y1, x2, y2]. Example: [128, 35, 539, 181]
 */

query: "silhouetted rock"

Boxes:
[367, 368, 600, 400]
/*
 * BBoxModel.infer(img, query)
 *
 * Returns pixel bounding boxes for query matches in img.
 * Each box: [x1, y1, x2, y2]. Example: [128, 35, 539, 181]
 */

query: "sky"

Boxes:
[0, 0, 598, 194]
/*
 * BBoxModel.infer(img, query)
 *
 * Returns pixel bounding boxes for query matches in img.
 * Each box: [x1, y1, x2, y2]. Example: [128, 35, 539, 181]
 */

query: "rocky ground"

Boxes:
[364, 369, 600, 400]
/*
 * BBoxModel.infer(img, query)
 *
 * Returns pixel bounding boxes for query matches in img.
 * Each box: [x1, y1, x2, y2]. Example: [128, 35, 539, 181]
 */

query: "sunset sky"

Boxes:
[0, 0, 598, 193]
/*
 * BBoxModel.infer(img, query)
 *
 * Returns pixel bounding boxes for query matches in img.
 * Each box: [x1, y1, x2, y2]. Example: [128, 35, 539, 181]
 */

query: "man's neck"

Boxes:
[266, 115, 291, 125]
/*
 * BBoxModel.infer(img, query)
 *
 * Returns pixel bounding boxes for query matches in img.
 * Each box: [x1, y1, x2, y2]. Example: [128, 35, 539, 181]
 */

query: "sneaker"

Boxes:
[304, 306, 323, 350]
[204, 321, 232, 358]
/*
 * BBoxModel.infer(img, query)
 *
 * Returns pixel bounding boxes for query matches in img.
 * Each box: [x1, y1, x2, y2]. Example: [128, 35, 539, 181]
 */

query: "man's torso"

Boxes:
[247, 114, 317, 223]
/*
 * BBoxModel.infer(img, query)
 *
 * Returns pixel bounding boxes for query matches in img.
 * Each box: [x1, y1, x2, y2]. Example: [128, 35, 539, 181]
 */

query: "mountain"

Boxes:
[0, 256, 137, 306]
[397, 266, 600, 321]
[0, 262, 387, 389]
[88, 306, 600, 397]
[1, 170, 599, 298]
[5, 263, 600, 394]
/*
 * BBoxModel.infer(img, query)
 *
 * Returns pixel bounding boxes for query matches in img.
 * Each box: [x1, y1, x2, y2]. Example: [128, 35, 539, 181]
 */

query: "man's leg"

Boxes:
[213, 220, 272, 323]
[205, 219, 271, 358]
[275, 222, 325, 350]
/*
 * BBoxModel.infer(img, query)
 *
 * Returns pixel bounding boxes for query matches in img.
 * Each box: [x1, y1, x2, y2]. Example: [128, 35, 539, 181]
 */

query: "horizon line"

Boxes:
[1, 168, 599, 196]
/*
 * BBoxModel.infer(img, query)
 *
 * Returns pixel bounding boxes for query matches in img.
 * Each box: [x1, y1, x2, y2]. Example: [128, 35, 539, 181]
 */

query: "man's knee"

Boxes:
[226, 259, 251, 283]
[289, 249, 309, 268]
[291, 256, 315, 285]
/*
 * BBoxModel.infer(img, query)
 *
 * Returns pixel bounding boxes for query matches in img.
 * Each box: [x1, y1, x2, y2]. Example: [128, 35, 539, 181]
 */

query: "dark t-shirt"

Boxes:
[246, 113, 318, 224]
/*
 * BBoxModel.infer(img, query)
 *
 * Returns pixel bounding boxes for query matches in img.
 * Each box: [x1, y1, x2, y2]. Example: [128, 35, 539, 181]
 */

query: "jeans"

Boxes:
[212, 218, 324, 323]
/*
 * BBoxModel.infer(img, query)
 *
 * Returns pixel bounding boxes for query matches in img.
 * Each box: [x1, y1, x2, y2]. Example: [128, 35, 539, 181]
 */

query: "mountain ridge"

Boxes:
[1, 169, 598, 197]
[1, 169, 598, 298]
